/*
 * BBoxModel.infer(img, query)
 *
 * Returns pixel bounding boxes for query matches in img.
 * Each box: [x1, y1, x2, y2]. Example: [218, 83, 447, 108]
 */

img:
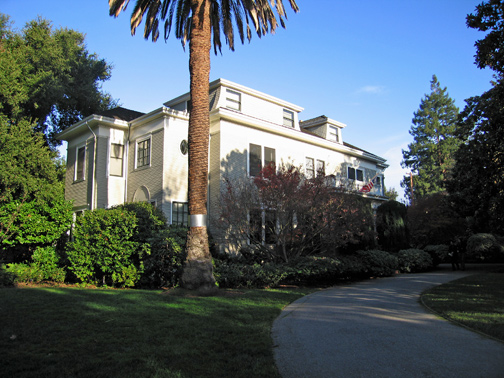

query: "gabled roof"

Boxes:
[95, 107, 145, 121]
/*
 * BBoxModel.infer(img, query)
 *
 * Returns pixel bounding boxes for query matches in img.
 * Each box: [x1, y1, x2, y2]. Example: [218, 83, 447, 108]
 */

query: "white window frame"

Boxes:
[248, 144, 276, 177]
[225, 89, 241, 111]
[135, 136, 151, 169]
[283, 109, 294, 128]
[328, 125, 339, 142]
[109, 143, 124, 177]
[305, 157, 315, 179]
[316, 160, 325, 177]
[172, 201, 189, 226]
[74, 145, 86, 181]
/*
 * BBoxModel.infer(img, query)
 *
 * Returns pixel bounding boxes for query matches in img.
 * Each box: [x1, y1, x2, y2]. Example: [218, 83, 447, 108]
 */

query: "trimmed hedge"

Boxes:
[397, 249, 433, 273]
[356, 250, 399, 277]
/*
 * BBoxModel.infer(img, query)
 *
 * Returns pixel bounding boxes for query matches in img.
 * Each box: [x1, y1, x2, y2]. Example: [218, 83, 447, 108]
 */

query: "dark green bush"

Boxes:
[113, 203, 187, 288]
[0, 264, 16, 287]
[356, 250, 399, 277]
[423, 244, 449, 266]
[376, 200, 409, 252]
[397, 249, 433, 273]
[6, 246, 65, 283]
[139, 226, 187, 288]
[286, 256, 341, 285]
[66, 208, 144, 287]
[213, 260, 288, 288]
[466, 233, 504, 262]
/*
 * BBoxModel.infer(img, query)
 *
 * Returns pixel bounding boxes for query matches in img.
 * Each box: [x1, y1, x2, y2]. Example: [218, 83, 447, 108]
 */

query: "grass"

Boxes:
[0, 286, 315, 378]
[421, 270, 504, 342]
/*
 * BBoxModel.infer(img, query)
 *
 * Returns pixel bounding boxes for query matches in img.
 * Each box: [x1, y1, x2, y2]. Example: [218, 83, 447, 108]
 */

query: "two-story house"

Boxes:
[58, 78, 388, 249]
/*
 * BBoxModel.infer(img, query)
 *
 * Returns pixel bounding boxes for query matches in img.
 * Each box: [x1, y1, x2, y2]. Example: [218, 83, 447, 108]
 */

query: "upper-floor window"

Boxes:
[328, 125, 339, 142]
[136, 137, 151, 168]
[249, 143, 275, 176]
[305, 157, 314, 179]
[75, 146, 86, 181]
[348, 167, 364, 182]
[110, 143, 124, 177]
[283, 109, 294, 128]
[226, 89, 241, 111]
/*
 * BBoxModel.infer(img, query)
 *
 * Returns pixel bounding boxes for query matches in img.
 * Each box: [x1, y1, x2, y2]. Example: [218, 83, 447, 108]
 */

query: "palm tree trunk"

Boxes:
[181, 0, 216, 292]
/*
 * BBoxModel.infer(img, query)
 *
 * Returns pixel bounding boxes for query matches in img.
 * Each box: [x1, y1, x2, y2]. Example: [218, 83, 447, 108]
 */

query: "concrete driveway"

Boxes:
[272, 265, 504, 378]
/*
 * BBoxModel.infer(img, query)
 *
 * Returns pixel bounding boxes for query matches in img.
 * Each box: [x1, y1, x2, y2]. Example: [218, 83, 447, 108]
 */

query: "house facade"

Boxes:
[58, 79, 389, 248]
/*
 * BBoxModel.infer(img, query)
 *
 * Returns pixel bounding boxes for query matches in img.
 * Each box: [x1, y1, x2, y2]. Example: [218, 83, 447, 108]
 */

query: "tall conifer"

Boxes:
[401, 75, 459, 202]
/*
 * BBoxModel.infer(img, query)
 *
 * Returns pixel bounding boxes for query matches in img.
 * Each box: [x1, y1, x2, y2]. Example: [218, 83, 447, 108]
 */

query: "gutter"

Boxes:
[85, 121, 97, 210]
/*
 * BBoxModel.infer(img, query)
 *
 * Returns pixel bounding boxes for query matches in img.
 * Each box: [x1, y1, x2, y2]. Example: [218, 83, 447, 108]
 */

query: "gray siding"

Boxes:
[127, 129, 164, 205]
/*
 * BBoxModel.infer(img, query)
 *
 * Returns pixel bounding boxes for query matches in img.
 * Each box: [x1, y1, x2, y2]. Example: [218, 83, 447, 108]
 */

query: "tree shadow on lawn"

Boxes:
[0, 286, 304, 378]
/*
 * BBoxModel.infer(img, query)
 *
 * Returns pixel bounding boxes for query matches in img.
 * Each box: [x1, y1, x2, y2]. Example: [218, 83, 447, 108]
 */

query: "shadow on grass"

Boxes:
[0, 287, 311, 378]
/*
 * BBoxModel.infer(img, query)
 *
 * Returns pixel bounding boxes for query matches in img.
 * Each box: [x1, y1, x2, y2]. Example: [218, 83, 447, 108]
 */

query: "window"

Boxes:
[357, 169, 364, 181]
[265, 210, 276, 244]
[110, 143, 124, 176]
[249, 209, 276, 245]
[316, 160, 325, 177]
[375, 176, 381, 186]
[249, 209, 262, 244]
[283, 109, 294, 128]
[136, 138, 151, 168]
[173, 202, 188, 226]
[226, 89, 241, 111]
[348, 167, 364, 181]
[305, 157, 314, 179]
[75, 146, 86, 181]
[329, 125, 339, 142]
[249, 144, 276, 176]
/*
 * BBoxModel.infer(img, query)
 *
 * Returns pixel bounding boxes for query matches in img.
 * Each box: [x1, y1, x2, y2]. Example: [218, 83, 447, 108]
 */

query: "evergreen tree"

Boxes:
[0, 14, 116, 148]
[401, 75, 460, 202]
[447, 0, 504, 234]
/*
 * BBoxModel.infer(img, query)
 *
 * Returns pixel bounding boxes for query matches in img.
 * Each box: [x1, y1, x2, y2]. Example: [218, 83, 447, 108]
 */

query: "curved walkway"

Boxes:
[272, 265, 504, 378]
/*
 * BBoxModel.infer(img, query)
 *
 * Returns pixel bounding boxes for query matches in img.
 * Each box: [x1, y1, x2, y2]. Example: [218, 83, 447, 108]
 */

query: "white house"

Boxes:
[58, 78, 389, 248]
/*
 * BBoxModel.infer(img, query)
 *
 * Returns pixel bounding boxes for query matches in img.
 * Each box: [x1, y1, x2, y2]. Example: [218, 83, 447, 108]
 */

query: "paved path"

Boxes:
[272, 265, 504, 378]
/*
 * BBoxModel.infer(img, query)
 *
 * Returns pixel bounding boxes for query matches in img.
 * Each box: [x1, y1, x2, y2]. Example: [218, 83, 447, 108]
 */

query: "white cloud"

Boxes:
[356, 85, 386, 94]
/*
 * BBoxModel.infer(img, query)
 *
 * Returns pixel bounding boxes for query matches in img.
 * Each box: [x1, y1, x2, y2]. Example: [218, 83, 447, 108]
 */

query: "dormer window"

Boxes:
[226, 89, 241, 111]
[328, 125, 339, 142]
[283, 109, 294, 128]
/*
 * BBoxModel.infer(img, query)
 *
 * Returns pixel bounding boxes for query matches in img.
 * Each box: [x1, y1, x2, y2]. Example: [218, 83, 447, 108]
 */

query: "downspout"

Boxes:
[124, 122, 131, 204]
[86, 121, 97, 210]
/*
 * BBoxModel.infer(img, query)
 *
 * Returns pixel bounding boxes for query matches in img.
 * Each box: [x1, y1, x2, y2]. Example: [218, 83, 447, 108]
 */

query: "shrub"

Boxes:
[113, 203, 187, 288]
[0, 264, 16, 287]
[376, 200, 409, 251]
[423, 244, 449, 266]
[66, 208, 144, 287]
[397, 249, 433, 273]
[286, 256, 342, 285]
[213, 260, 288, 288]
[466, 233, 504, 262]
[139, 226, 187, 288]
[356, 250, 398, 277]
[6, 246, 66, 283]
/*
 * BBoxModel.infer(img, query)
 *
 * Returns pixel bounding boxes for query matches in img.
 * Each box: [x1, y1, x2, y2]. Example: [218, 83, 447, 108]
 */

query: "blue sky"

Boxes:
[2, 0, 494, 201]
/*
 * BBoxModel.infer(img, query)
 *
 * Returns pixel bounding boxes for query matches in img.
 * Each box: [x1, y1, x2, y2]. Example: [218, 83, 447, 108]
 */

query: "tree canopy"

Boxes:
[446, 0, 504, 234]
[401, 75, 459, 201]
[0, 115, 72, 252]
[0, 14, 116, 148]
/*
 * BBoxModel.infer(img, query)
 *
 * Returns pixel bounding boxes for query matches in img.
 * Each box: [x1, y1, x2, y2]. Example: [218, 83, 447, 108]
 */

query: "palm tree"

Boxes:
[109, 0, 299, 292]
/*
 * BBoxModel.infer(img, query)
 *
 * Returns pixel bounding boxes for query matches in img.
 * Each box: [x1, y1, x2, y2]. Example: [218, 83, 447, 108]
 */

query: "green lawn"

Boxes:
[421, 271, 504, 342]
[0, 286, 315, 378]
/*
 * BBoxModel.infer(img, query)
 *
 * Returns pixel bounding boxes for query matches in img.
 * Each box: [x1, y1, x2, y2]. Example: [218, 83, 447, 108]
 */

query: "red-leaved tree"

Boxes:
[217, 164, 375, 262]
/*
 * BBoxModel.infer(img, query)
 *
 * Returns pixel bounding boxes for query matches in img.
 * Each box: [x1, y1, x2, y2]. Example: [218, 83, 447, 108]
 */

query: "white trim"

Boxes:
[74, 144, 86, 181]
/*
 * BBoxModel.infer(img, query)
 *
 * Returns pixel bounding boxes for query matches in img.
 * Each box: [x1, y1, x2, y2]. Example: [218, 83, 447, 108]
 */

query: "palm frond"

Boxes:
[109, 0, 130, 17]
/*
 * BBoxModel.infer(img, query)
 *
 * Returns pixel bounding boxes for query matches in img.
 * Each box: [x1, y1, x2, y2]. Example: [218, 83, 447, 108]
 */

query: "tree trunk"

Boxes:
[180, 0, 217, 292]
